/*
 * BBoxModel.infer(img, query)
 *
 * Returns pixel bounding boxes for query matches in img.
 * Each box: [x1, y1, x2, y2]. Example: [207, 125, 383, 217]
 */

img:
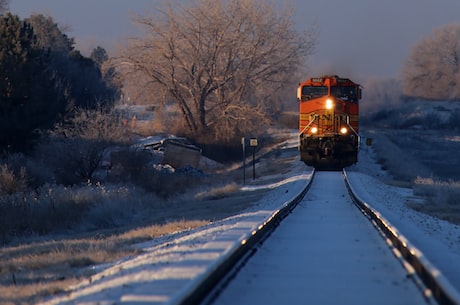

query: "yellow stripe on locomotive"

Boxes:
[298, 75, 361, 169]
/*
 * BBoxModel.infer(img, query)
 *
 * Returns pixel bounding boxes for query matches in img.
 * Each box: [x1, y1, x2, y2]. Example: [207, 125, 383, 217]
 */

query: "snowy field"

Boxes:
[40, 131, 460, 305]
[347, 143, 460, 299]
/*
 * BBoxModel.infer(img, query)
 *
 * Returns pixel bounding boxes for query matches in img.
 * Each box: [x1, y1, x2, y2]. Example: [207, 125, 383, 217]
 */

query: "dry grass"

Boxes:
[368, 129, 460, 225]
[0, 129, 300, 304]
[194, 183, 240, 200]
[0, 220, 208, 305]
[0, 165, 27, 195]
[409, 177, 460, 224]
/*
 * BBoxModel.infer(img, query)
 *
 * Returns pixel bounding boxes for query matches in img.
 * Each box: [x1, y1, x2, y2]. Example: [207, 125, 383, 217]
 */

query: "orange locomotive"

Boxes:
[298, 75, 361, 169]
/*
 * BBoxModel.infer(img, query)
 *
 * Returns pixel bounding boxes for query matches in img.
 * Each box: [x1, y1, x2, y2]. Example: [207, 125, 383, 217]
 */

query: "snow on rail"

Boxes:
[344, 169, 460, 305]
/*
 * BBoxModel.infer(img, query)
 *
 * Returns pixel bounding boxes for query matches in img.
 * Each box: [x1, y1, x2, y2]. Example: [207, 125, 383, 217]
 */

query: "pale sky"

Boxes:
[9, 0, 460, 79]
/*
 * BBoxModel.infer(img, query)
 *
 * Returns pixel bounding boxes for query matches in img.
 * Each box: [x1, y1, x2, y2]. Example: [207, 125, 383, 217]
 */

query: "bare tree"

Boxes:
[117, 0, 316, 142]
[402, 23, 460, 100]
[38, 107, 131, 185]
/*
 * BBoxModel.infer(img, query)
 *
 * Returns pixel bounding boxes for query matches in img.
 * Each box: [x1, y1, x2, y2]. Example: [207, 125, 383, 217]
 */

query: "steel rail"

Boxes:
[343, 169, 460, 305]
[170, 170, 315, 305]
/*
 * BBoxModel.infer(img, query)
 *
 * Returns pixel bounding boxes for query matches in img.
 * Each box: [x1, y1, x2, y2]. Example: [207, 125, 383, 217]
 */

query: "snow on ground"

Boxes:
[214, 171, 428, 305]
[40, 133, 460, 305]
[40, 135, 312, 305]
[347, 146, 460, 293]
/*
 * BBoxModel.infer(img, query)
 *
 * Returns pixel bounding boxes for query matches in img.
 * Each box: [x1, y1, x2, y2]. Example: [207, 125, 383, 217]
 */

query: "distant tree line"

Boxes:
[0, 12, 117, 152]
[0, 0, 8, 14]
[402, 23, 460, 100]
[362, 22, 460, 128]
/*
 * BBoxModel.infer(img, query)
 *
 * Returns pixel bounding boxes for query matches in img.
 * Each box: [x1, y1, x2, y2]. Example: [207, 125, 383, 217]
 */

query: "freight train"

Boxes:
[298, 75, 361, 169]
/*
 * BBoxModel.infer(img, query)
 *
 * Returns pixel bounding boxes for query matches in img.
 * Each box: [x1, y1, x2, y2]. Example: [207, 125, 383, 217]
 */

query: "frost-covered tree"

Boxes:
[0, 0, 9, 14]
[117, 0, 316, 142]
[27, 14, 74, 53]
[402, 23, 460, 100]
[0, 13, 118, 152]
[362, 77, 402, 113]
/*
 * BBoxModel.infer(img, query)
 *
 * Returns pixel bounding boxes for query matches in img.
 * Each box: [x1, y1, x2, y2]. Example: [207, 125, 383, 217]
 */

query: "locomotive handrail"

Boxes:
[299, 114, 317, 135]
[345, 115, 359, 138]
[345, 117, 361, 149]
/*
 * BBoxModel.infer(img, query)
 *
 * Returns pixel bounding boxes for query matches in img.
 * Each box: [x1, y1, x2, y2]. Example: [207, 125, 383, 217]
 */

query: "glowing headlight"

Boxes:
[326, 98, 334, 109]
[311, 127, 318, 134]
[340, 127, 348, 134]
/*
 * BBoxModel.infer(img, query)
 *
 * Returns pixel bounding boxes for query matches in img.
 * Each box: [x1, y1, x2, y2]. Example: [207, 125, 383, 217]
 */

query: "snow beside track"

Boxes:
[40, 160, 313, 304]
[40, 134, 460, 305]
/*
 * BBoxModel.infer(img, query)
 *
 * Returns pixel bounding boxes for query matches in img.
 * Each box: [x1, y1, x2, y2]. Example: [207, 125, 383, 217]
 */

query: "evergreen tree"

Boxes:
[27, 14, 116, 110]
[90, 46, 108, 67]
[27, 14, 74, 53]
[0, 14, 37, 99]
[0, 14, 120, 152]
[0, 14, 65, 152]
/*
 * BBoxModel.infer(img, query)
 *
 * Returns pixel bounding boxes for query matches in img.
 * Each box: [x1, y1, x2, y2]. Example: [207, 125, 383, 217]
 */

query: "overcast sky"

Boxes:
[9, 0, 460, 79]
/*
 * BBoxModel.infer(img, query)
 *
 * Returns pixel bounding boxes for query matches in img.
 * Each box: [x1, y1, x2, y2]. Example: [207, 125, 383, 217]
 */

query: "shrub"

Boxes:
[4, 153, 54, 188]
[0, 164, 28, 195]
[134, 167, 206, 198]
[36, 137, 110, 185]
[108, 148, 154, 183]
[105, 147, 208, 198]
[370, 133, 432, 181]
[448, 109, 460, 130]
[33, 107, 133, 186]
[413, 177, 460, 206]
[0, 183, 141, 243]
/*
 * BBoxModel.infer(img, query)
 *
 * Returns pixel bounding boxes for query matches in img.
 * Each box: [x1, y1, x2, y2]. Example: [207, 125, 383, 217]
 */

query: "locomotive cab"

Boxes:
[298, 75, 361, 169]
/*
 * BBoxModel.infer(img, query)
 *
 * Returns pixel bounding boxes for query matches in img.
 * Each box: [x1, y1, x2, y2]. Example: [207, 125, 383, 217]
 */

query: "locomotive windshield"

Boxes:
[331, 86, 359, 102]
[301, 86, 328, 100]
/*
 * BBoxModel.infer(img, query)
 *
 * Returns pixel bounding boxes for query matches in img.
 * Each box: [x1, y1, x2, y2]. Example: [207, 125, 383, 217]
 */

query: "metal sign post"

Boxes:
[241, 137, 246, 184]
[250, 138, 258, 180]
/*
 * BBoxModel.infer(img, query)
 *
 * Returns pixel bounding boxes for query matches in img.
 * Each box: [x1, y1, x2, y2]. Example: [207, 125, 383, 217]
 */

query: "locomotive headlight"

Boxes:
[340, 127, 348, 134]
[326, 98, 334, 109]
[311, 127, 318, 134]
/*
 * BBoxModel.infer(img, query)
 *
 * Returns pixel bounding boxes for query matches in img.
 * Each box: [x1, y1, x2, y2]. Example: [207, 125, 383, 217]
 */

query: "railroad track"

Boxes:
[42, 169, 460, 305]
[174, 171, 460, 305]
[344, 170, 460, 305]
